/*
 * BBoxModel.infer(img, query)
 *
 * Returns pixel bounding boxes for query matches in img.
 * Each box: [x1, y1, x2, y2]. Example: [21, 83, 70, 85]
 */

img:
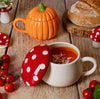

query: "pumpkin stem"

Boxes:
[39, 3, 45, 11]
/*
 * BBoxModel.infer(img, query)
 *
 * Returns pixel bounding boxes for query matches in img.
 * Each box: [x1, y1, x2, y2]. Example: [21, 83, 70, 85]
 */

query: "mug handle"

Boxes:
[82, 57, 97, 76]
[13, 18, 27, 33]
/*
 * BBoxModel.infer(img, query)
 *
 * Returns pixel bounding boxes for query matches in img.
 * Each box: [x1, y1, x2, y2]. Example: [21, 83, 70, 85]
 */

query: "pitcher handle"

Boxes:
[13, 18, 27, 33]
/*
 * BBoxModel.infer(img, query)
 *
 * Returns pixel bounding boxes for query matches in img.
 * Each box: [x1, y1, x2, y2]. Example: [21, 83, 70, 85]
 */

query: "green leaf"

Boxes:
[0, 0, 13, 9]
[93, 83, 100, 99]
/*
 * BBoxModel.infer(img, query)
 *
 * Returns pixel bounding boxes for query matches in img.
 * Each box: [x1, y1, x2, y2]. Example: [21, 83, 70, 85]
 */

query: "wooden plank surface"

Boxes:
[0, 0, 18, 57]
[0, 0, 19, 96]
[1, 0, 99, 99]
[72, 36, 100, 99]
[65, 0, 100, 99]
[6, 0, 79, 99]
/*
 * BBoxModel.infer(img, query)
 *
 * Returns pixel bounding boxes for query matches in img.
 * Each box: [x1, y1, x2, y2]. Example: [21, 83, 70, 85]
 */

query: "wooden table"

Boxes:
[0, 0, 100, 99]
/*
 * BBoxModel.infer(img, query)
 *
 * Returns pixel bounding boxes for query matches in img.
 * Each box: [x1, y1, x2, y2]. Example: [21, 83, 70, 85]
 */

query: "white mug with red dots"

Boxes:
[42, 42, 97, 87]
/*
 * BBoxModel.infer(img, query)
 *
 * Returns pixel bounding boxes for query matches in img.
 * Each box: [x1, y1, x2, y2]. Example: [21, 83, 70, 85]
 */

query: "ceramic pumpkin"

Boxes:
[13, 3, 60, 40]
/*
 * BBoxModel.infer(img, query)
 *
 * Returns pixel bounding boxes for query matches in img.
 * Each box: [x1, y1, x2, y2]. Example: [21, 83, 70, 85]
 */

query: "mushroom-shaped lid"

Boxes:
[26, 3, 58, 22]
[90, 28, 100, 42]
[0, 32, 10, 48]
[21, 45, 50, 86]
[0, 7, 12, 12]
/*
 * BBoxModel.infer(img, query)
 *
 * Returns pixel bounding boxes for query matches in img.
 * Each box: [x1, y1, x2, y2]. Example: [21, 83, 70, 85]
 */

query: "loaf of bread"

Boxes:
[68, 1, 100, 27]
[80, 0, 100, 9]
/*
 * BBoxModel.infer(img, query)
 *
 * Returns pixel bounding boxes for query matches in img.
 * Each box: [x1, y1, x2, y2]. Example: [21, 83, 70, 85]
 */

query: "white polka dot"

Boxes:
[27, 67, 30, 73]
[40, 44, 45, 46]
[25, 58, 28, 63]
[3, 36, 6, 39]
[0, 41, 2, 43]
[21, 68, 23, 74]
[26, 81, 30, 86]
[92, 29, 94, 33]
[96, 32, 100, 35]
[98, 29, 100, 31]
[90, 35, 93, 39]
[42, 50, 48, 55]
[5, 43, 8, 45]
[6, 39, 8, 42]
[1, 9, 4, 11]
[32, 54, 37, 60]
[30, 48, 34, 52]
[0, 33, 1, 35]
[94, 39, 96, 41]
[33, 76, 38, 81]
[39, 64, 45, 70]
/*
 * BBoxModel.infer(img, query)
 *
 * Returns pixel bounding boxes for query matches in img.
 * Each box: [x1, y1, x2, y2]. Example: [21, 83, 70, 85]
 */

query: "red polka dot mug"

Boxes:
[42, 42, 97, 87]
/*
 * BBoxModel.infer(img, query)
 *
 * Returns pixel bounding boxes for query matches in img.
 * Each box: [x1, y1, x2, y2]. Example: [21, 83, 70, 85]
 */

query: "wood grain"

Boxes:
[0, 0, 18, 57]
[72, 36, 100, 99]
[1, 0, 99, 99]
[0, 0, 19, 98]
[65, 0, 100, 99]
[6, 0, 79, 99]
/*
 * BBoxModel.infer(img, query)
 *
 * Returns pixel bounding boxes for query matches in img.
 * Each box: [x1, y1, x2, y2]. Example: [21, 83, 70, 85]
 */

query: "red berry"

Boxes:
[82, 88, 93, 99]
[2, 54, 10, 64]
[0, 69, 8, 77]
[0, 59, 3, 63]
[4, 82, 15, 92]
[89, 80, 99, 90]
[0, 93, 2, 99]
[0, 79, 5, 86]
[1, 62, 9, 69]
[6, 74, 14, 82]
[85, 98, 93, 99]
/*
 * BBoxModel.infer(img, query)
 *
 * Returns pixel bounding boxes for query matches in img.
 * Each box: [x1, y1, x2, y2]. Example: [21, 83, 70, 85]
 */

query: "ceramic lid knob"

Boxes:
[21, 45, 50, 86]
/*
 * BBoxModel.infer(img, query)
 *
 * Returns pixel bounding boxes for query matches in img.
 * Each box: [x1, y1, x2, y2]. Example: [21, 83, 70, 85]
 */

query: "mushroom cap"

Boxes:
[90, 28, 100, 42]
[0, 7, 12, 12]
[0, 32, 10, 48]
[21, 45, 50, 86]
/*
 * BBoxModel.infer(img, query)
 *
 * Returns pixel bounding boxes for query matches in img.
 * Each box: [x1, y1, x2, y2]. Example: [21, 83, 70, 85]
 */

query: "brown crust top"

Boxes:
[80, 0, 100, 9]
[62, 10, 100, 38]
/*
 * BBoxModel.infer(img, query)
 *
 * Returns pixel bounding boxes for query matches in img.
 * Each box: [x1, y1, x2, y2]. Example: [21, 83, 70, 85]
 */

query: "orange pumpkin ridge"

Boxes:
[13, 3, 60, 40]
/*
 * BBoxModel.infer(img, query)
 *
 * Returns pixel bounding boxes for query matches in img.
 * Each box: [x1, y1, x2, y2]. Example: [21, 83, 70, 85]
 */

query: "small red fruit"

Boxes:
[0, 69, 8, 76]
[89, 80, 99, 90]
[0, 79, 5, 86]
[1, 62, 9, 69]
[0, 59, 3, 63]
[85, 98, 93, 99]
[6, 74, 14, 82]
[2, 54, 10, 64]
[0, 93, 2, 99]
[82, 88, 93, 99]
[4, 82, 15, 92]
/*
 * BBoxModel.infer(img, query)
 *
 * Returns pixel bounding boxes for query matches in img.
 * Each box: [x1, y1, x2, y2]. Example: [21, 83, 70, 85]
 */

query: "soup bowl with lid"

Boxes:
[42, 42, 97, 87]
[21, 42, 97, 87]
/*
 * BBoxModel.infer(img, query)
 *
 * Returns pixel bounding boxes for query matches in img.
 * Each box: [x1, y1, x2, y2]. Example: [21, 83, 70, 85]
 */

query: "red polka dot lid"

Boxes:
[0, 32, 10, 48]
[90, 28, 100, 42]
[21, 44, 50, 86]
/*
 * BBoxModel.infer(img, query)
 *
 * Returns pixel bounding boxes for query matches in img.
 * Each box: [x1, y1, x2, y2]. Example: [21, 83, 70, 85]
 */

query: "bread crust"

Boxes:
[62, 10, 94, 37]
[80, 0, 100, 9]
[68, 1, 100, 27]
